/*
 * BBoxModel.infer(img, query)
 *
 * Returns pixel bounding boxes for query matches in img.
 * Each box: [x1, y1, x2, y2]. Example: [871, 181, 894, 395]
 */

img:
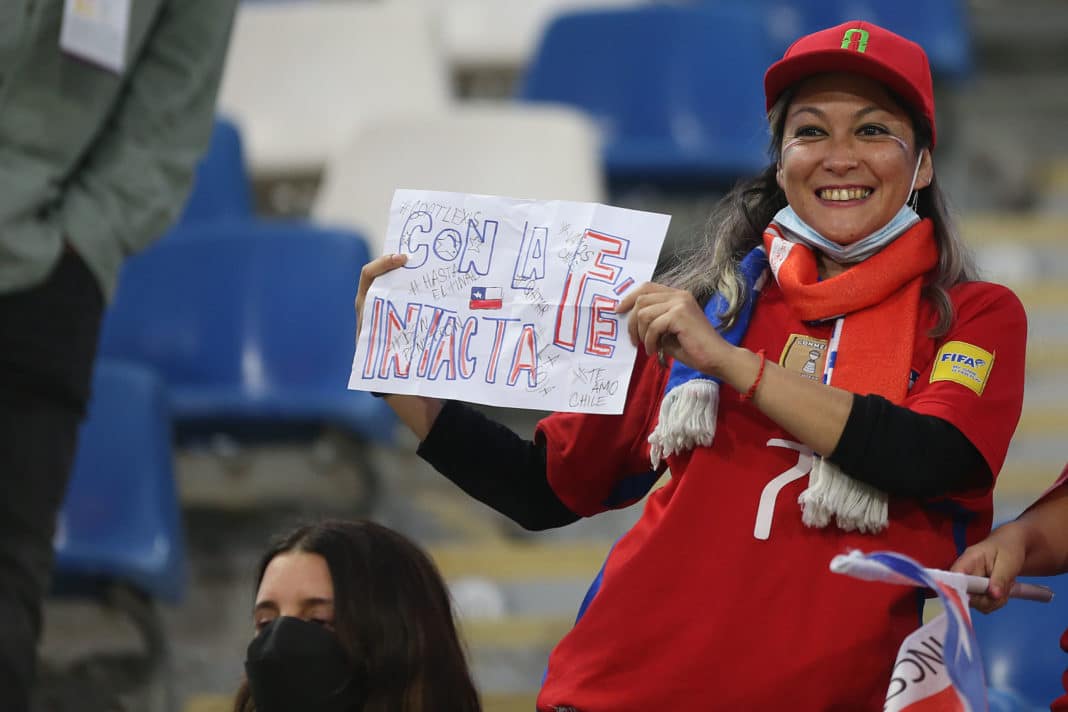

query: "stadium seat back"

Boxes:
[519, 4, 780, 184]
[313, 104, 605, 257]
[217, 3, 450, 175]
[53, 360, 185, 603]
[972, 572, 1068, 708]
[178, 117, 253, 225]
[97, 222, 395, 441]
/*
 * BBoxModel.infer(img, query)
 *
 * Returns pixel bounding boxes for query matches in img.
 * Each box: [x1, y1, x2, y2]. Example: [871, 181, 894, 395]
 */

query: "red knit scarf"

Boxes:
[764, 218, 938, 403]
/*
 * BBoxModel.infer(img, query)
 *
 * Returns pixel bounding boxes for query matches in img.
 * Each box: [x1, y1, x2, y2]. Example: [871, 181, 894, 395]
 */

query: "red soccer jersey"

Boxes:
[535, 280, 1026, 711]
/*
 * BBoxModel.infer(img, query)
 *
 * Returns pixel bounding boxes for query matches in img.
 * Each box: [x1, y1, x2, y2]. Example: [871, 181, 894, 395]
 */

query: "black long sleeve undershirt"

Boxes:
[417, 394, 990, 529]
[416, 400, 579, 530]
[827, 393, 990, 498]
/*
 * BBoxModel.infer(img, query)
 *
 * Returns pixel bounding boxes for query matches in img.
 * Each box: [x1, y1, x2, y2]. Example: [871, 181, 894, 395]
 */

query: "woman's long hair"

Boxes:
[659, 86, 977, 337]
[233, 520, 481, 712]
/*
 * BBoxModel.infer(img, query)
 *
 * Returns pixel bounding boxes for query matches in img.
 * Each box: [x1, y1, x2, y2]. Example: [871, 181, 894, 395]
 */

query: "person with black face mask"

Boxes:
[233, 519, 481, 712]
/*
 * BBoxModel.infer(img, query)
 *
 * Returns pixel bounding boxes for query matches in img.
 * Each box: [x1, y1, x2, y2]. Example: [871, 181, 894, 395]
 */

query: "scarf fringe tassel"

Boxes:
[649, 383, 889, 534]
[648, 380, 720, 469]
[798, 458, 888, 534]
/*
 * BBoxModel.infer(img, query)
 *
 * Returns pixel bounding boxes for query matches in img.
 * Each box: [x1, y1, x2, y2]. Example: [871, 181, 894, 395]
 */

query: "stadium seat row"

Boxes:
[217, 0, 971, 196]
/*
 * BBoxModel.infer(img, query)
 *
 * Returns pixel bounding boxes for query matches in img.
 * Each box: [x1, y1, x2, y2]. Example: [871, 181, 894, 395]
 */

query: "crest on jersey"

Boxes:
[779, 334, 829, 382]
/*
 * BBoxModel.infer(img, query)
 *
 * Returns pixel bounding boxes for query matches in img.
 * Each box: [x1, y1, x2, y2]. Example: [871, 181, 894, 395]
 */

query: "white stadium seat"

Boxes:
[312, 103, 605, 257]
[217, 2, 451, 177]
[395, 0, 644, 73]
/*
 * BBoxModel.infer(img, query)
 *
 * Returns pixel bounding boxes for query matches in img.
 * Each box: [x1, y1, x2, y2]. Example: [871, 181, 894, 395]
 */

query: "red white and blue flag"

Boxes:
[831, 550, 988, 712]
[470, 286, 503, 310]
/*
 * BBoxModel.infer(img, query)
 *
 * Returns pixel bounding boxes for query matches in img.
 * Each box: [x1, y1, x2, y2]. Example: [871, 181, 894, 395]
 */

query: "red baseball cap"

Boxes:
[764, 21, 937, 148]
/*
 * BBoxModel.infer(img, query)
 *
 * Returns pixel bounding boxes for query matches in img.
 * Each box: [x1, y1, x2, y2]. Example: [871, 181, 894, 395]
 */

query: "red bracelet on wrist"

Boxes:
[739, 349, 766, 402]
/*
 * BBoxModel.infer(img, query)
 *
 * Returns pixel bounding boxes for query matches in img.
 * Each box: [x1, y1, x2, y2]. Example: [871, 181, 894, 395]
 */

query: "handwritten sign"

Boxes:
[349, 190, 670, 413]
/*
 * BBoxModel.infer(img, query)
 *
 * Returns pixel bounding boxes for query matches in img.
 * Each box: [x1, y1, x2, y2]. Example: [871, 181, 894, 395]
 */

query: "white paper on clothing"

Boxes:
[349, 189, 670, 414]
[59, 0, 131, 74]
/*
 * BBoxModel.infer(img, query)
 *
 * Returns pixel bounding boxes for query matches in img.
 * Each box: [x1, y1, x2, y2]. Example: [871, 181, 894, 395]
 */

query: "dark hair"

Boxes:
[660, 81, 977, 338]
[233, 519, 481, 712]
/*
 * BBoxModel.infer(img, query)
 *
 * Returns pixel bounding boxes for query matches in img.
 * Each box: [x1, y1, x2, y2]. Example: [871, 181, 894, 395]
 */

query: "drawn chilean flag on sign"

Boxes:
[470, 286, 503, 310]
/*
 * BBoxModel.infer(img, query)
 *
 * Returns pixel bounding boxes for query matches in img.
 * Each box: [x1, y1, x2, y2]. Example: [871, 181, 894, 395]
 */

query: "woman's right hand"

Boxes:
[355, 253, 408, 339]
[950, 521, 1029, 613]
[353, 252, 444, 439]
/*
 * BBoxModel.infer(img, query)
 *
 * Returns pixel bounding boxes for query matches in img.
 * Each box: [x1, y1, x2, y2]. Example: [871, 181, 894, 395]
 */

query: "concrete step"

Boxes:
[1016, 404, 1068, 438]
[997, 461, 1063, 500]
[1012, 282, 1068, 310]
[462, 614, 573, 649]
[432, 540, 610, 581]
[183, 691, 540, 712]
[962, 214, 1068, 247]
[1026, 345, 1068, 376]
[970, 0, 1068, 69]
[1039, 159, 1068, 213]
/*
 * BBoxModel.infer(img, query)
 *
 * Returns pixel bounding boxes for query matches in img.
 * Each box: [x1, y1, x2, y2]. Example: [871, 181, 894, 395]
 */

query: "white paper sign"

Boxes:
[349, 190, 670, 414]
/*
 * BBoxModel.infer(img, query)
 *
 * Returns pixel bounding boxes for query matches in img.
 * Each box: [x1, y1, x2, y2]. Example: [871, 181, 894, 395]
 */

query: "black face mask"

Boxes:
[245, 616, 366, 712]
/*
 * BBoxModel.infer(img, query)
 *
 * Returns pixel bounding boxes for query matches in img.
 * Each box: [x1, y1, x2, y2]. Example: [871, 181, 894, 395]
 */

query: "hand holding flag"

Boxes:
[831, 551, 1053, 602]
[832, 550, 990, 712]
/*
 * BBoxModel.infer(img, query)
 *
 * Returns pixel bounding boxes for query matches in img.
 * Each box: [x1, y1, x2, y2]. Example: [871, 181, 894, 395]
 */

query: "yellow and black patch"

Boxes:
[779, 334, 829, 382]
[930, 341, 995, 396]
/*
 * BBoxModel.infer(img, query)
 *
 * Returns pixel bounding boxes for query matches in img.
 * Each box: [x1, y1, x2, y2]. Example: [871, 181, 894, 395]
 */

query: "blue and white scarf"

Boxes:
[648, 246, 769, 467]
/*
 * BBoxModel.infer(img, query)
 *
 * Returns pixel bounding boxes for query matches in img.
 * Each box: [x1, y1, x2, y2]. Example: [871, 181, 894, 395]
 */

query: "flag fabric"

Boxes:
[470, 286, 503, 310]
[831, 550, 988, 712]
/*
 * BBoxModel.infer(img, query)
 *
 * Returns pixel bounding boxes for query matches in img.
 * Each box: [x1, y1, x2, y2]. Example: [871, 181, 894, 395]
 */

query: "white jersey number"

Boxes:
[753, 439, 814, 540]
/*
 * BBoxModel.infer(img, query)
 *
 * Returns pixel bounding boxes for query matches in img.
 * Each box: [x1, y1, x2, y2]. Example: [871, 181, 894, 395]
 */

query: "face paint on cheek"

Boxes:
[874, 134, 924, 193]
[887, 134, 910, 154]
[781, 137, 804, 155]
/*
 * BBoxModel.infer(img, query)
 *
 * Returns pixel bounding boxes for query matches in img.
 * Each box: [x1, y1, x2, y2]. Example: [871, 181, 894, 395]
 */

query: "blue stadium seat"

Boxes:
[518, 4, 780, 186]
[50, 360, 184, 712]
[177, 117, 254, 225]
[53, 360, 185, 603]
[747, 0, 973, 81]
[97, 220, 395, 444]
[972, 572, 1068, 708]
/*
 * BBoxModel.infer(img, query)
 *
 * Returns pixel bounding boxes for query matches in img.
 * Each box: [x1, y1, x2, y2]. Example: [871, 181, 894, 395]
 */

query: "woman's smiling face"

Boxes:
[777, 72, 933, 247]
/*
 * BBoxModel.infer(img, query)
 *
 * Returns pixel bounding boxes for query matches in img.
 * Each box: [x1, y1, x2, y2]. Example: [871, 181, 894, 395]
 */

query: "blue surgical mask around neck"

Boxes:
[773, 152, 925, 264]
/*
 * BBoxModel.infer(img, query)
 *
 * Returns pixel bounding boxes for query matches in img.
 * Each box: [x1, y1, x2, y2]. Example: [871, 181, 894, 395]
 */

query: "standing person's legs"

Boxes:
[0, 388, 86, 709]
[0, 250, 104, 711]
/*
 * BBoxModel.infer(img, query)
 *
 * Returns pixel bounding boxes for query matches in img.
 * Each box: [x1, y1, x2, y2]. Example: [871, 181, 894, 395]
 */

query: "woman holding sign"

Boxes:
[357, 21, 1026, 710]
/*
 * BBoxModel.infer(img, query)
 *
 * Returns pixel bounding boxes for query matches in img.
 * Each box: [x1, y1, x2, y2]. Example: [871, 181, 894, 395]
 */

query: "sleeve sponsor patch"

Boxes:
[930, 340, 995, 395]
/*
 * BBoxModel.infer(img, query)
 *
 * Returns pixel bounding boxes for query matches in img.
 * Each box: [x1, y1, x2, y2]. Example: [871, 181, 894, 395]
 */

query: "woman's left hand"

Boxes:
[616, 282, 730, 375]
